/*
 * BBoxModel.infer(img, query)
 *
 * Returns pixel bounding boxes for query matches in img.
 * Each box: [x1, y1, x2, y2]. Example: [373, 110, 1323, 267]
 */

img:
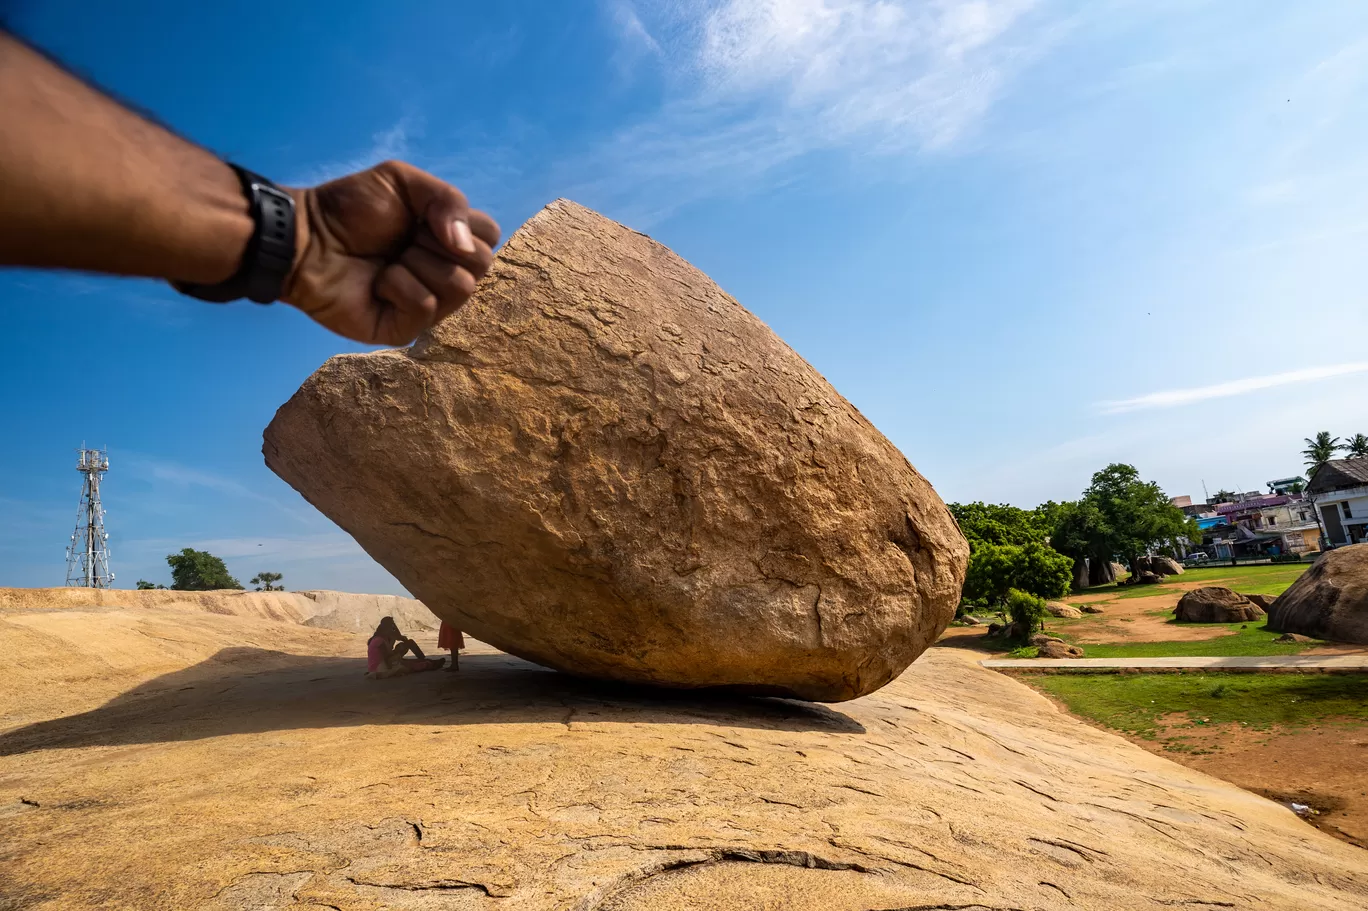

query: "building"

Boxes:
[1211, 493, 1321, 556]
[1307, 457, 1368, 548]
[1267, 476, 1307, 496]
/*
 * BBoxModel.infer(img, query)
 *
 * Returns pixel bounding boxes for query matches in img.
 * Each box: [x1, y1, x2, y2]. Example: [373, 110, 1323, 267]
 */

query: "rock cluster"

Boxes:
[1174, 587, 1265, 623]
[264, 200, 969, 702]
[1267, 545, 1368, 643]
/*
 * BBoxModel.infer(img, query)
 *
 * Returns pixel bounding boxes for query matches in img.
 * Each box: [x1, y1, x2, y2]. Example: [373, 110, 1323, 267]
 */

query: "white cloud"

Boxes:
[610, 1, 662, 59]
[570, 0, 1048, 216]
[1097, 362, 1368, 415]
[291, 117, 416, 186]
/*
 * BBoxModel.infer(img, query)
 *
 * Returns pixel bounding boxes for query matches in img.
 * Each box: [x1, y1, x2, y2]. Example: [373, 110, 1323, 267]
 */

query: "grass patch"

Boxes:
[1021, 672, 1368, 739]
[1176, 563, 1311, 597]
[1006, 646, 1039, 659]
[1054, 624, 1322, 658]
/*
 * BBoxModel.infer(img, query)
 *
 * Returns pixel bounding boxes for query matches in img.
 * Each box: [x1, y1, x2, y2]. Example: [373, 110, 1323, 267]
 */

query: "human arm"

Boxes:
[0, 30, 499, 345]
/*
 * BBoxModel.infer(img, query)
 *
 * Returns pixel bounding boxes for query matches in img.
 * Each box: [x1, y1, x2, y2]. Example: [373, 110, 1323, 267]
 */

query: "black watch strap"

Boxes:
[174, 165, 296, 304]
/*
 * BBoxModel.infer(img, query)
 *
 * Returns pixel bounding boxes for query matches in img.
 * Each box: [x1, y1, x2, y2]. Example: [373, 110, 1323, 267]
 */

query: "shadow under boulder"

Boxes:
[1174, 587, 1265, 623]
[1267, 545, 1368, 644]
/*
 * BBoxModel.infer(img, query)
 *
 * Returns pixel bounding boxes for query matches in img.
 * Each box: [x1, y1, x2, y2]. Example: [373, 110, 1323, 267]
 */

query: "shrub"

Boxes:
[1005, 588, 1048, 640]
[962, 542, 1073, 605]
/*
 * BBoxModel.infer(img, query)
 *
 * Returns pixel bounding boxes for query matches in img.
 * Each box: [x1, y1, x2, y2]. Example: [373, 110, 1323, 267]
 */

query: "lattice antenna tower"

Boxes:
[64, 446, 114, 588]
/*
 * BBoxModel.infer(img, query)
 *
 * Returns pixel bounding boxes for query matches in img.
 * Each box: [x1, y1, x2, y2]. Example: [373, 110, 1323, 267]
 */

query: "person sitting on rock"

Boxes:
[365, 617, 444, 679]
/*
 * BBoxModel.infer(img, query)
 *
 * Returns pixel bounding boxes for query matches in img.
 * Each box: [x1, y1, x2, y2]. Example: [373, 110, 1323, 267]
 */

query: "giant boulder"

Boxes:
[1267, 545, 1368, 643]
[1152, 555, 1184, 575]
[263, 200, 968, 702]
[1174, 587, 1264, 623]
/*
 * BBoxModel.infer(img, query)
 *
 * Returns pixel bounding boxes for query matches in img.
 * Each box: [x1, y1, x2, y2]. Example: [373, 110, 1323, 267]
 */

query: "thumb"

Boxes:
[382, 160, 477, 257]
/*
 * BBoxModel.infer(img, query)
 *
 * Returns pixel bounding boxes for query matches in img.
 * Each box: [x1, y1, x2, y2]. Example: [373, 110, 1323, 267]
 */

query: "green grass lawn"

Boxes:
[1077, 562, 1311, 601]
[1054, 623, 1325, 658]
[1023, 672, 1368, 740]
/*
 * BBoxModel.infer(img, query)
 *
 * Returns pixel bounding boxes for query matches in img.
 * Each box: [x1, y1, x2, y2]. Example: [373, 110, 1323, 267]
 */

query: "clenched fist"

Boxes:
[284, 160, 501, 345]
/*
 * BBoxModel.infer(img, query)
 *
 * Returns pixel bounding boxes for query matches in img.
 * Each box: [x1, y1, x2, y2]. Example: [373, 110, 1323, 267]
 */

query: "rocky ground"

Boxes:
[2, 589, 1367, 909]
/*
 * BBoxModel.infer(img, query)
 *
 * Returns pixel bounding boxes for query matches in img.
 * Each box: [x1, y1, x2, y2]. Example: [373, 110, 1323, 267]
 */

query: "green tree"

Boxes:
[1051, 464, 1199, 588]
[250, 571, 284, 592]
[948, 502, 1052, 551]
[962, 541, 1072, 605]
[1211, 489, 1237, 504]
[1346, 433, 1368, 460]
[135, 579, 165, 590]
[166, 548, 242, 591]
[1303, 432, 1343, 475]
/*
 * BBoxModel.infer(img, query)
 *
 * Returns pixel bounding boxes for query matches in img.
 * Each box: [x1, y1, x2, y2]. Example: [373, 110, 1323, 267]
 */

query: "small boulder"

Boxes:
[1267, 545, 1368, 643]
[1174, 587, 1264, 623]
[987, 623, 1004, 637]
[1030, 633, 1063, 647]
[962, 615, 984, 626]
[1080, 605, 1105, 614]
[1152, 556, 1184, 575]
[1038, 640, 1085, 659]
[1273, 633, 1313, 643]
[1137, 572, 1164, 585]
[1046, 602, 1083, 619]
[1242, 594, 1277, 610]
[1110, 562, 1127, 579]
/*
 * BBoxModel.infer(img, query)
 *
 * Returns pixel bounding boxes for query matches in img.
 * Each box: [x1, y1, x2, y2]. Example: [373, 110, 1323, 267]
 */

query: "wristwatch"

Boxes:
[174, 164, 296, 304]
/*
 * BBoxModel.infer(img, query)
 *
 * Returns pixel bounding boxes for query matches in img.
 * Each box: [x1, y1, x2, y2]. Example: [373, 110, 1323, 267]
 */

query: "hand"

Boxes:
[283, 160, 500, 346]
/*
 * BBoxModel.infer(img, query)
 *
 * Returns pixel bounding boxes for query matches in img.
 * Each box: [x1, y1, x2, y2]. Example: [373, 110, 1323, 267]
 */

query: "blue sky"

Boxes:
[3, 1, 1367, 593]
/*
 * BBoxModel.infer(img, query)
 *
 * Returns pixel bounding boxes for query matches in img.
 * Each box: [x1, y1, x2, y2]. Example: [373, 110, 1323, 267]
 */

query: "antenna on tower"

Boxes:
[1202, 479, 1210, 504]
[65, 446, 114, 588]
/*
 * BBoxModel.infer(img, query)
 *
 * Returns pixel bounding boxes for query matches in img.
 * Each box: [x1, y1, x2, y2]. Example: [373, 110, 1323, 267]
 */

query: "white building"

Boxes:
[1306, 458, 1368, 548]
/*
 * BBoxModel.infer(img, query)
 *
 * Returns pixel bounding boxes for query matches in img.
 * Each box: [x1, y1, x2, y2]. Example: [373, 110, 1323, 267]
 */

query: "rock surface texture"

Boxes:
[263, 200, 968, 702]
[1045, 602, 1082, 619]
[1175, 587, 1265, 623]
[1268, 545, 1368, 643]
[2, 591, 1365, 910]
[1152, 555, 1184, 575]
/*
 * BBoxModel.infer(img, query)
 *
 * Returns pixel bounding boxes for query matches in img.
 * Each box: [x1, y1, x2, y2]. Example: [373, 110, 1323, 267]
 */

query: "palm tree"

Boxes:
[1347, 433, 1368, 460]
[1303, 432, 1343, 475]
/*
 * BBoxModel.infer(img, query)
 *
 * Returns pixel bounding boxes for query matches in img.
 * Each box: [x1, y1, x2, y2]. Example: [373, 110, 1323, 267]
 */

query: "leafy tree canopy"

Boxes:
[962, 541, 1072, 605]
[1346, 433, 1368, 460]
[1303, 431, 1343, 474]
[1049, 464, 1198, 571]
[136, 579, 166, 590]
[167, 548, 242, 591]
[948, 501, 1054, 552]
[250, 571, 285, 592]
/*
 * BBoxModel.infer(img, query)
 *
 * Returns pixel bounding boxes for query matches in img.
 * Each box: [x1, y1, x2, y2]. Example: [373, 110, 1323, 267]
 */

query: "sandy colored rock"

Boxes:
[1152, 555, 1184, 575]
[1174, 587, 1264, 623]
[1045, 601, 1082, 618]
[1267, 546, 1368, 644]
[1037, 639, 1084, 658]
[3, 589, 1365, 910]
[0, 586, 437, 634]
[263, 200, 968, 702]
[1243, 593, 1278, 611]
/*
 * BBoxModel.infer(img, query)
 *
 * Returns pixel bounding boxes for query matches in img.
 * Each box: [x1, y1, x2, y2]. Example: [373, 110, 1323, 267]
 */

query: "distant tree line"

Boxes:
[136, 548, 283, 592]
[951, 462, 1199, 608]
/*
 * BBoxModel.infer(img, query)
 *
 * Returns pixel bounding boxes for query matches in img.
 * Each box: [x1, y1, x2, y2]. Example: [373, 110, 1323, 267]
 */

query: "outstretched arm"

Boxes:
[0, 30, 500, 345]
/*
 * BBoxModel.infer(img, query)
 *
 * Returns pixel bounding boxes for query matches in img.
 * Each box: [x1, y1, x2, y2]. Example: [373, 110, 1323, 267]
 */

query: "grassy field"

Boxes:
[1023, 672, 1368, 740]
[1056, 624, 1323, 658]
[1079, 562, 1311, 600]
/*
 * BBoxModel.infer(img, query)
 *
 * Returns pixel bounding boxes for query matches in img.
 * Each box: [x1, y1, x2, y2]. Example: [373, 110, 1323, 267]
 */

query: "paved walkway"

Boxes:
[982, 655, 1368, 672]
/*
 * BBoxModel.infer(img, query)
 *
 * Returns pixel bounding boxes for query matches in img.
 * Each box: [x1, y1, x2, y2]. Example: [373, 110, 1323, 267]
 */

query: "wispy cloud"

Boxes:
[290, 117, 417, 186]
[1098, 362, 1368, 414]
[122, 455, 311, 524]
[563, 0, 1050, 217]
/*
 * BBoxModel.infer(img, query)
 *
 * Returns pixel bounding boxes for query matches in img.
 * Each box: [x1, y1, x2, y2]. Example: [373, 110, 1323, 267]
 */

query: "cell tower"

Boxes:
[64, 447, 114, 588]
